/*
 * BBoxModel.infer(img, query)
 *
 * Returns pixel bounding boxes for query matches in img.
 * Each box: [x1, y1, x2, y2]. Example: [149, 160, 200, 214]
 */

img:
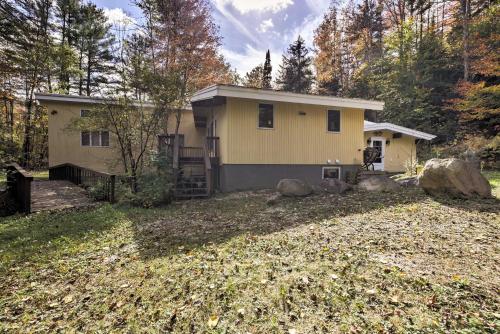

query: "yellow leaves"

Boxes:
[207, 314, 219, 328]
[63, 294, 74, 304]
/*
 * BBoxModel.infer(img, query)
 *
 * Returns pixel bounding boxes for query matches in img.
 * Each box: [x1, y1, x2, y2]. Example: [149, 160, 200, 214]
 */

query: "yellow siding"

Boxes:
[47, 101, 124, 173]
[166, 110, 204, 147]
[364, 130, 417, 172]
[225, 97, 364, 165]
[46, 102, 203, 174]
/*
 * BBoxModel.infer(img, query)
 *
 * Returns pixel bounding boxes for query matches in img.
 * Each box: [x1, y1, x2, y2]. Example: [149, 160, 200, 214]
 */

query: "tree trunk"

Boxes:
[461, 0, 471, 81]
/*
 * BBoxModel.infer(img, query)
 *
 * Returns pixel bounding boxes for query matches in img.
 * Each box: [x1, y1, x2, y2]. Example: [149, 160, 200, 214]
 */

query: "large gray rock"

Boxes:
[417, 158, 491, 198]
[277, 179, 312, 197]
[358, 175, 401, 192]
[320, 178, 353, 194]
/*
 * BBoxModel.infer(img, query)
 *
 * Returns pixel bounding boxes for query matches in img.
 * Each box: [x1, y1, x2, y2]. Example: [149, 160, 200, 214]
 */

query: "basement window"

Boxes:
[258, 103, 274, 129]
[327, 110, 341, 132]
[322, 167, 341, 180]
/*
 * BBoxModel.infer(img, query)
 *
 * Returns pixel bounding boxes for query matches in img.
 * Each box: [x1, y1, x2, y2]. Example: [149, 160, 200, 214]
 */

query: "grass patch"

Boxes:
[483, 170, 500, 198]
[0, 189, 498, 332]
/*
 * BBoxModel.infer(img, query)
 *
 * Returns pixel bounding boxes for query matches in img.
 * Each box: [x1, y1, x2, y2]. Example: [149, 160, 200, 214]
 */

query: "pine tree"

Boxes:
[243, 65, 263, 88]
[276, 36, 314, 93]
[74, 3, 114, 96]
[55, 0, 80, 94]
[262, 50, 272, 89]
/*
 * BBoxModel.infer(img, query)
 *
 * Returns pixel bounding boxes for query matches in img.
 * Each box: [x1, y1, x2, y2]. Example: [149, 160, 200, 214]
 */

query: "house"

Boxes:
[364, 121, 436, 172]
[36, 85, 434, 195]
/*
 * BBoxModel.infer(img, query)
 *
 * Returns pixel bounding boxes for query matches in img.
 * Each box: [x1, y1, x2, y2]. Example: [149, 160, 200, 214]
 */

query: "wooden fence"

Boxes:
[6, 163, 33, 214]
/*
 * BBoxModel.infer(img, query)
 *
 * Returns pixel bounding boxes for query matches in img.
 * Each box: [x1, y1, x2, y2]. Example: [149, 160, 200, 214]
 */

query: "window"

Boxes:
[81, 131, 109, 147]
[327, 110, 340, 132]
[80, 109, 91, 117]
[80, 109, 109, 147]
[322, 167, 341, 180]
[258, 103, 273, 129]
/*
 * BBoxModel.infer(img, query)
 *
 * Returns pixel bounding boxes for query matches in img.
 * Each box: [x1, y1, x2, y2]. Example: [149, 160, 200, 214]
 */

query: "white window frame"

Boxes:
[80, 109, 109, 147]
[326, 109, 341, 133]
[322, 166, 341, 180]
[257, 103, 274, 130]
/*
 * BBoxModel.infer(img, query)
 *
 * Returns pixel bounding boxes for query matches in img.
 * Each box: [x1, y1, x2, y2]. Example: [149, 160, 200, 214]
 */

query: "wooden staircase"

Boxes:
[174, 158, 210, 198]
[171, 136, 213, 199]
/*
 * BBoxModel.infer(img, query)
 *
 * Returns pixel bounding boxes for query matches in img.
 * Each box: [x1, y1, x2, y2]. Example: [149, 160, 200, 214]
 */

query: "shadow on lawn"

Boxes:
[127, 187, 498, 260]
[0, 205, 123, 269]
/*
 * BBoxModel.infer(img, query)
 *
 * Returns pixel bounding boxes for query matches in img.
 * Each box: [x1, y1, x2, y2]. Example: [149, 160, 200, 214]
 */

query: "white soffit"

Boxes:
[192, 85, 385, 110]
[364, 121, 436, 140]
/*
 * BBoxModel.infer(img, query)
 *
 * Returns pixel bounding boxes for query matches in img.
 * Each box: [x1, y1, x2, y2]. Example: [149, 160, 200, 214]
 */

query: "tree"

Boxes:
[243, 64, 263, 88]
[262, 50, 272, 89]
[314, 4, 343, 95]
[276, 36, 314, 93]
[74, 3, 114, 96]
[55, 0, 80, 94]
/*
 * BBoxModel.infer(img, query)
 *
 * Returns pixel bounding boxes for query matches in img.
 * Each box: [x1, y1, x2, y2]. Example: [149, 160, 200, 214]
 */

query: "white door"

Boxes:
[370, 137, 385, 171]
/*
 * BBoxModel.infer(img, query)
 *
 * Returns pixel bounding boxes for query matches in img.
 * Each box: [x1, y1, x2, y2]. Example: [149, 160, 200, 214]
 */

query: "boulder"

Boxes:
[396, 176, 418, 187]
[319, 178, 353, 194]
[358, 175, 401, 192]
[276, 179, 312, 197]
[417, 158, 491, 198]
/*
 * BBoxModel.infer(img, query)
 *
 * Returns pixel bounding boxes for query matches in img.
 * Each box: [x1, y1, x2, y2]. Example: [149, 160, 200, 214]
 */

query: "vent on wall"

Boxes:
[392, 132, 402, 139]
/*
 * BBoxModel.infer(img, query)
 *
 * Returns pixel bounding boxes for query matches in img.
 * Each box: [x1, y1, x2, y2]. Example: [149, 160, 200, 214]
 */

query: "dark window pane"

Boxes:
[327, 110, 340, 132]
[101, 131, 109, 146]
[258, 104, 273, 128]
[91, 131, 100, 146]
[372, 140, 382, 163]
[81, 131, 90, 146]
[323, 167, 340, 179]
[81, 109, 91, 117]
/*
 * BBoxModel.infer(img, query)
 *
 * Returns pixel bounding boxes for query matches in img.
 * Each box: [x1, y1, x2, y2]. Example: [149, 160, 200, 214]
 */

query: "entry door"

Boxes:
[370, 137, 385, 171]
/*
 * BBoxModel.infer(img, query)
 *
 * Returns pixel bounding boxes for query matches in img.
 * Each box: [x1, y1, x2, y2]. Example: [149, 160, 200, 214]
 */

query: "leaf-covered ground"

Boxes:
[0, 187, 499, 333]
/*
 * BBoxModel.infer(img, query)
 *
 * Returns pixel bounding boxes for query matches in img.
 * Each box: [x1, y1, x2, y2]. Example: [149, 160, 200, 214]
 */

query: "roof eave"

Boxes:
[191, 85, 385, 110]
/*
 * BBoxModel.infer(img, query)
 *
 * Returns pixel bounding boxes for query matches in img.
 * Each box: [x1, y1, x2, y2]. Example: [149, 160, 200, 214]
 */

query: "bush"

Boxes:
[118, 151, 174, 207]
[88, 180, 109, 201]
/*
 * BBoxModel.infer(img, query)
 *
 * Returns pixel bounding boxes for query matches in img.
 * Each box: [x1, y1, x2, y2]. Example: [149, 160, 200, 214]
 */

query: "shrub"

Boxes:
[119, 151, 174, 207]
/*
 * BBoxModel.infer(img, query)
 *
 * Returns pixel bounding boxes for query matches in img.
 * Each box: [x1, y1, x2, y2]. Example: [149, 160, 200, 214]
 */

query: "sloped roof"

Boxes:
[192, 84, 385, 110]
[364, 121, 436, 140]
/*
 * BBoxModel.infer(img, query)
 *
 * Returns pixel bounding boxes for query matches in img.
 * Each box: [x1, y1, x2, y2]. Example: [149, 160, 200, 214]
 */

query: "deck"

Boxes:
[31, 180, 94, 213]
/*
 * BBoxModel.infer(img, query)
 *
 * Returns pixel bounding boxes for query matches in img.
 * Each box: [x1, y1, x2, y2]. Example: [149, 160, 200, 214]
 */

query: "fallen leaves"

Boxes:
[0, 189, 498, 333]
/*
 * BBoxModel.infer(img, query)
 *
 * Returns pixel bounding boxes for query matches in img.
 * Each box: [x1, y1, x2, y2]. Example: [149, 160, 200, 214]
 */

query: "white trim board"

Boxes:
[192, 85, 385, 110]
[36, 93, 157, 108]
[364, 121, 436, 140]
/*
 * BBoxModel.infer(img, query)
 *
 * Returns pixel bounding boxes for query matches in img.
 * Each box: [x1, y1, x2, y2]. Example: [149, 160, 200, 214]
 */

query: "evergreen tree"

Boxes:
[55, 0, 80, 94]
[276, 36, 314, 93]
[74, 3, 114, 96]
[243, 64, 263, 88]
[262, 50, 272, 89]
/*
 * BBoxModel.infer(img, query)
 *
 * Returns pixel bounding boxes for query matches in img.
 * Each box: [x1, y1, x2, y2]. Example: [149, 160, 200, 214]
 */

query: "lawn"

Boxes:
[1, 186, 498, 333]
[484, 170, 500, 198]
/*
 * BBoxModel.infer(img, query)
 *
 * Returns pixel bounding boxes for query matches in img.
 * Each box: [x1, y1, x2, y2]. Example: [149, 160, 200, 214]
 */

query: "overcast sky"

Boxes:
[90, 0, 331, 77]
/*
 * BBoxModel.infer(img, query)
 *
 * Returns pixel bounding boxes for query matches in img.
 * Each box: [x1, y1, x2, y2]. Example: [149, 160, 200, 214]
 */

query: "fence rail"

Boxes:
[49, 163, 115, 202]
[6, 163, 33, 213]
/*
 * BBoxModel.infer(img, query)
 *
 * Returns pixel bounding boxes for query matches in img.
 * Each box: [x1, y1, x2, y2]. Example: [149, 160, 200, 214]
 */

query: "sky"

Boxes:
[90, 0, 332, 77]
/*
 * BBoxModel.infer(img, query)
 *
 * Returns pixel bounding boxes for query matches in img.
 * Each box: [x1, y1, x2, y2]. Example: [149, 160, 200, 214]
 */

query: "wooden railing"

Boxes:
[179, 146, 204, 160]
[206, 136, 219, 158]
[49, 163, 116, 202]
[6, 163, 33, 214]
[203, 140, 213, 194]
